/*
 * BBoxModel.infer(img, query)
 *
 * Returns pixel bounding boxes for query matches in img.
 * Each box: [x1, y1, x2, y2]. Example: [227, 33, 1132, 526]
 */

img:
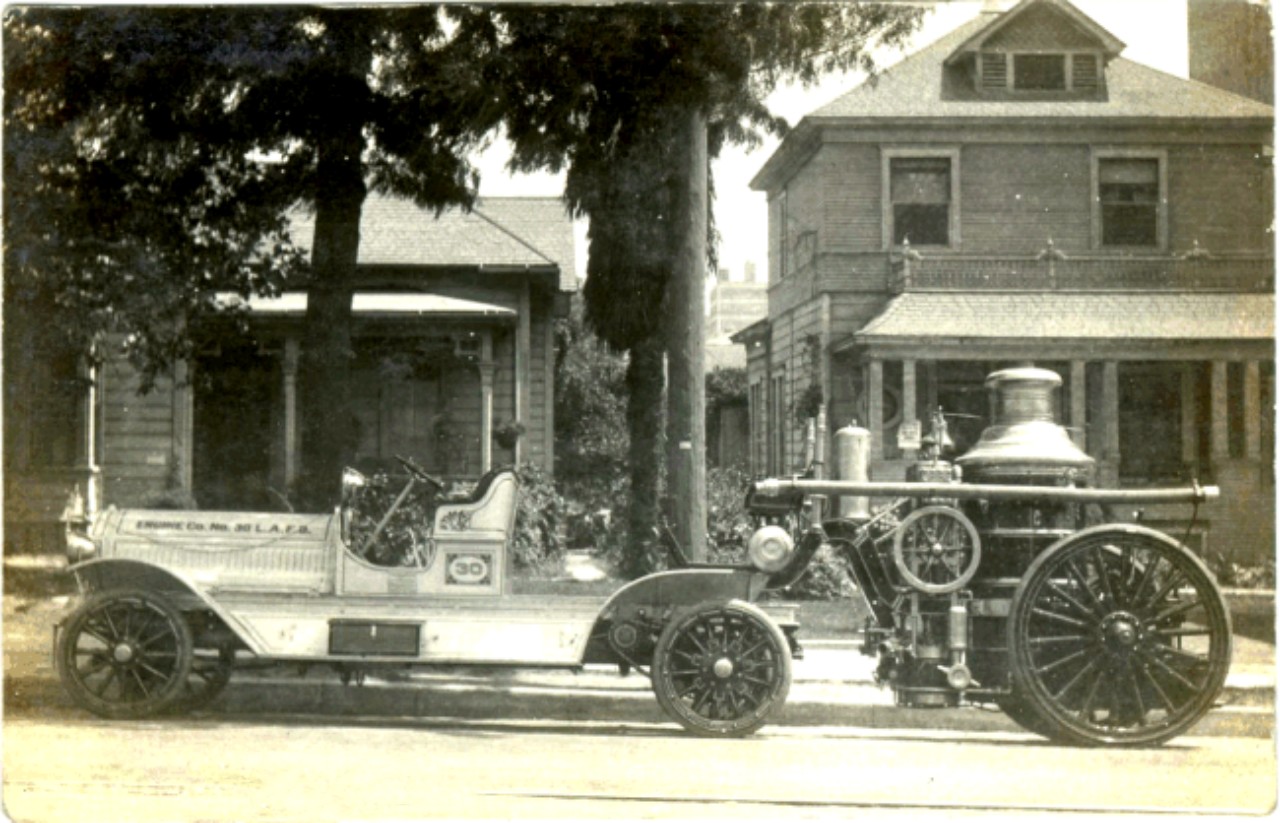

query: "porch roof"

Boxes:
[219, 291, 517, 320]
[852, 292, 1275, 343]
[289, 194, 577, 292]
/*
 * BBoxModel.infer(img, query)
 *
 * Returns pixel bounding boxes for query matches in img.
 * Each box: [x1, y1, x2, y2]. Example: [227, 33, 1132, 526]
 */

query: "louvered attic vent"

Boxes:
[1072, 53, 1099, 89]
[980, 53, 1008, 89]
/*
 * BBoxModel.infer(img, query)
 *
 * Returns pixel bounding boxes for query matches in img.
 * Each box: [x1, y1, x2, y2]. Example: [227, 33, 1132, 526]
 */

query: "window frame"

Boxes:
[881, 147, 962, 251]
[1091, 148, 1168, 251]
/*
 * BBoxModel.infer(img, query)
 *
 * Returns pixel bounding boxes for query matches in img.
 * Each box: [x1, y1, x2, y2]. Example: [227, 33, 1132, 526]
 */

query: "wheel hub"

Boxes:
[712, 657, 735, 679]
[112, 643, 136, 664]
[1099, 612, 1142, 654]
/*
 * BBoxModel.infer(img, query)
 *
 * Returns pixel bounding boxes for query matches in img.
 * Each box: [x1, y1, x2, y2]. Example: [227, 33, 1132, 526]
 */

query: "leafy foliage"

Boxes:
[344, 471, 439, 568]
[553, 297, 629, 513]
[511, 463, 567, 570]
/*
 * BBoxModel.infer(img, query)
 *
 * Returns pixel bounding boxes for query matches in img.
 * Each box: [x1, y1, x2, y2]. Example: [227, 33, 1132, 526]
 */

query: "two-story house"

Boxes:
[5, 195, 575, 553]
[736, 0, 1274, 564]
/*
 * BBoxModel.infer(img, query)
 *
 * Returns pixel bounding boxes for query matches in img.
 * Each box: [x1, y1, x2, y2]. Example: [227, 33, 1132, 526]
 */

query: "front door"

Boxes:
[193, 342, 281, 510]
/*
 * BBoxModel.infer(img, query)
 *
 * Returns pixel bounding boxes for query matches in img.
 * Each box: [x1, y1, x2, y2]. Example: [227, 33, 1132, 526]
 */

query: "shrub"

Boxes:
[704, 466, 854, 600]
[511, 463, 567, 570]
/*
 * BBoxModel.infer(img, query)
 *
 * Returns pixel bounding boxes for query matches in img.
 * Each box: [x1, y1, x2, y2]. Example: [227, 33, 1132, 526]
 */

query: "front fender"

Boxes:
[65, 558, 261, 654]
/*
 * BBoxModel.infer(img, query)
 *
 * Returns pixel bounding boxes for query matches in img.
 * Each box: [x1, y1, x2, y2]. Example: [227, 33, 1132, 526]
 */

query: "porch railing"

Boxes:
[890, 244, 1274, 293]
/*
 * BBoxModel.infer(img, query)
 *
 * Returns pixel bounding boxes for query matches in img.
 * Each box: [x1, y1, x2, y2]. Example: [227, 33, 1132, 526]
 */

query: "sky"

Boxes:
[471, 0, 1194, 284]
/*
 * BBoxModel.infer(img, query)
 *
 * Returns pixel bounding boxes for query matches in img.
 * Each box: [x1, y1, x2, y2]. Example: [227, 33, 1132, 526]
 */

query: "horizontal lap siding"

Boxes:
[821, 143, 882, 253]
[1168, 144, 1273, 252]
[961, 144, 1091, 253]
[525, 304, 552, 470]
[101, 357, 176, 507]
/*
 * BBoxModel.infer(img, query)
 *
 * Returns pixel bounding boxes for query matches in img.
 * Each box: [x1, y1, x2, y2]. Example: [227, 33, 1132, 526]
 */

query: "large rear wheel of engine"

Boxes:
[652, 600, 791, 737]
[56, 589, 194, 719]
[1009, 528, 1231, 746]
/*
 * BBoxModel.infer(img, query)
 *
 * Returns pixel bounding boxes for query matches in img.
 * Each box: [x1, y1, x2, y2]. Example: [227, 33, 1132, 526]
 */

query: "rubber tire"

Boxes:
[56, 589, 194, 719]
[652, 599, 792, 737]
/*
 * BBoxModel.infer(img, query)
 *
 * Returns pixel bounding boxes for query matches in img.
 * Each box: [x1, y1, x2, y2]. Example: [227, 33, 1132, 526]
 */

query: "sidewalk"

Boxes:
[4, 587, 1273, 738]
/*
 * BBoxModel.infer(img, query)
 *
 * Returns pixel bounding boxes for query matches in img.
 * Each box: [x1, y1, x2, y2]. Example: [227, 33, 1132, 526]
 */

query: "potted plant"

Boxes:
[493, 419, 526, 451]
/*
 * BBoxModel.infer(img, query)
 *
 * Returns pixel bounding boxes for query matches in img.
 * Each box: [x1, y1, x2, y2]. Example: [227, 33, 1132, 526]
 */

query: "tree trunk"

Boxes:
[295, 28, 371, 511]
[664, 106, 708, 561]
[623, 334, 665, 579]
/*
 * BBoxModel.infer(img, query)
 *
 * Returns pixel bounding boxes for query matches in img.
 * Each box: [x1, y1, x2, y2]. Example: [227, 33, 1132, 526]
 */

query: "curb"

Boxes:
[7, 674, 1270, 740]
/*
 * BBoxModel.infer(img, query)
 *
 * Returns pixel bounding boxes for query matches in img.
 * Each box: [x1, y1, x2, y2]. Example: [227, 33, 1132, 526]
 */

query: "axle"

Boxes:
[752, 478, 1218, 505]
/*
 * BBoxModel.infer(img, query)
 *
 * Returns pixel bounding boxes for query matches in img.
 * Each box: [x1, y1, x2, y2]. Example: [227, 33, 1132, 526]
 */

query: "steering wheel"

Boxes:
[395, 454, 446, 491]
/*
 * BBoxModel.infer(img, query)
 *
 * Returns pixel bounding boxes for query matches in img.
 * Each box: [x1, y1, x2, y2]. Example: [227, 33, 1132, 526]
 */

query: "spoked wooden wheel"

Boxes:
[1009, 527, 1231, 746]
[56, 590, 194, 719]
[893, 505, 982, 594]
[652, 600, 791, 737]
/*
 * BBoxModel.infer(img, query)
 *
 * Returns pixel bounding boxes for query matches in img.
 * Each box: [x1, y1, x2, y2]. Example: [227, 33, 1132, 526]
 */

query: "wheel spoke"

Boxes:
[1052, 657, 1100, 701]
[1153, 644, 1210, 667]
[1130, 549, 1163, 609]
[76, 656, 112, 679]
[1141, 570, 1187, 614]
[93, 667, 120, 698]
[1030, 634, 1090, 647]
[1092, 546, 1118, 605]
[1078, 665, 1106, 721]
[1136, 660, 1178, 713]
[1034, 647, 1091, 677]
[136, 660, 172, 682]
[1065, 558, 1107, 615]
[1140, 648, 1201, 695]
[1045, 579, 1099, 619]
[1031, 607, 1091, 630]
[1126, 664, 1148, 726]
[1147, 597, 1202, 628]
[129, 668, 153, 698]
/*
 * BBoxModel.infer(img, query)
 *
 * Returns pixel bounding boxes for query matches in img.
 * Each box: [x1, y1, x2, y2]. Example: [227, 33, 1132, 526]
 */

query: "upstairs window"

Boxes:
[1014, 54, 1066, 90]
[890, 157, 952, 246]
[1098, 157, 1160, 247]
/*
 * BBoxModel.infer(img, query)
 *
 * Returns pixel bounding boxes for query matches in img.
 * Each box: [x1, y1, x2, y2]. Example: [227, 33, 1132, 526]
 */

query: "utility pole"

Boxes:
[665, 106, 708, 561]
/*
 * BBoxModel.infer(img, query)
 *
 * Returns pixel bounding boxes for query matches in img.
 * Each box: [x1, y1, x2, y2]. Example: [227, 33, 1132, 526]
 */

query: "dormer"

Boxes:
[944, 0, 1125, 99]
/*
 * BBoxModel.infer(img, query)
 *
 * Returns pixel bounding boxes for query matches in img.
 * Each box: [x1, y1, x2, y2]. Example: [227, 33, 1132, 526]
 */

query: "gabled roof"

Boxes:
[944, 0, 1124, 65]
[753, 3, 1273, 190]
[810, 17, 1273, 121]
[290, 194, 577, 292]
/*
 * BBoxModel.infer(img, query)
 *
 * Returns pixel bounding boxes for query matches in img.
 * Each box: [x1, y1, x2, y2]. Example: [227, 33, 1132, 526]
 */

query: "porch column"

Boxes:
[172, 360, 193, 493]
[901, 358, 917, 457]
[1070, 360, 1087, 450]
[1210, 361, 1229, 459]
[283, 338, 300, 487]
[78, 357, 100, 518]
[1180, 363, 1199, 466]
[516, 281, 532, 465]
[923, 360, 938, 415]
[479, 331, 495, 473]
[1100, 361, 1119, 486]
[868, 358, 884, 460]
[1244, 360, 1262, 459]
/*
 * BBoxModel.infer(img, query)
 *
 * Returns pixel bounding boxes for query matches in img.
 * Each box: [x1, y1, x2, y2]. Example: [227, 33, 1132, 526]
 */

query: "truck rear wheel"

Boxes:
[56, 589, 194, 719]
[651, 600, 791, 737]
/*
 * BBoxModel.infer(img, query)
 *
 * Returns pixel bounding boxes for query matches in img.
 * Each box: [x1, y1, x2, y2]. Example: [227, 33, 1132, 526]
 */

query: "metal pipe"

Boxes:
[752, 478, 1218, 505]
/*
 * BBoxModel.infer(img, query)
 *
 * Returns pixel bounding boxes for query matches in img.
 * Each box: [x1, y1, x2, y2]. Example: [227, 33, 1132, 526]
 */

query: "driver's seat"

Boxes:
[433, 467, 518, 538]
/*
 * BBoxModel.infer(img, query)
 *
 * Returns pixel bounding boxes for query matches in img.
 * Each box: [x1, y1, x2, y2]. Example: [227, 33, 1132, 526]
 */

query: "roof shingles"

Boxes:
[856, 292, 1275, 341]
[290, 194, 577, 292]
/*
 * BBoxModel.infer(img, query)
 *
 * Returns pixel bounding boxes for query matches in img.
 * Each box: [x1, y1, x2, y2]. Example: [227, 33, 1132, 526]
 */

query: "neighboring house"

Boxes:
[737, 0, 1275, 563]
[706, 265, 766, 467]
[5, 195, 575, 550]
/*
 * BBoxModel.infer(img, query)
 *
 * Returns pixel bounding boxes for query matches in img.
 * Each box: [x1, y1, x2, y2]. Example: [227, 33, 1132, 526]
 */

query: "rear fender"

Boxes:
[584, 568, 769, 664]
[65, 558, 259, 653]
